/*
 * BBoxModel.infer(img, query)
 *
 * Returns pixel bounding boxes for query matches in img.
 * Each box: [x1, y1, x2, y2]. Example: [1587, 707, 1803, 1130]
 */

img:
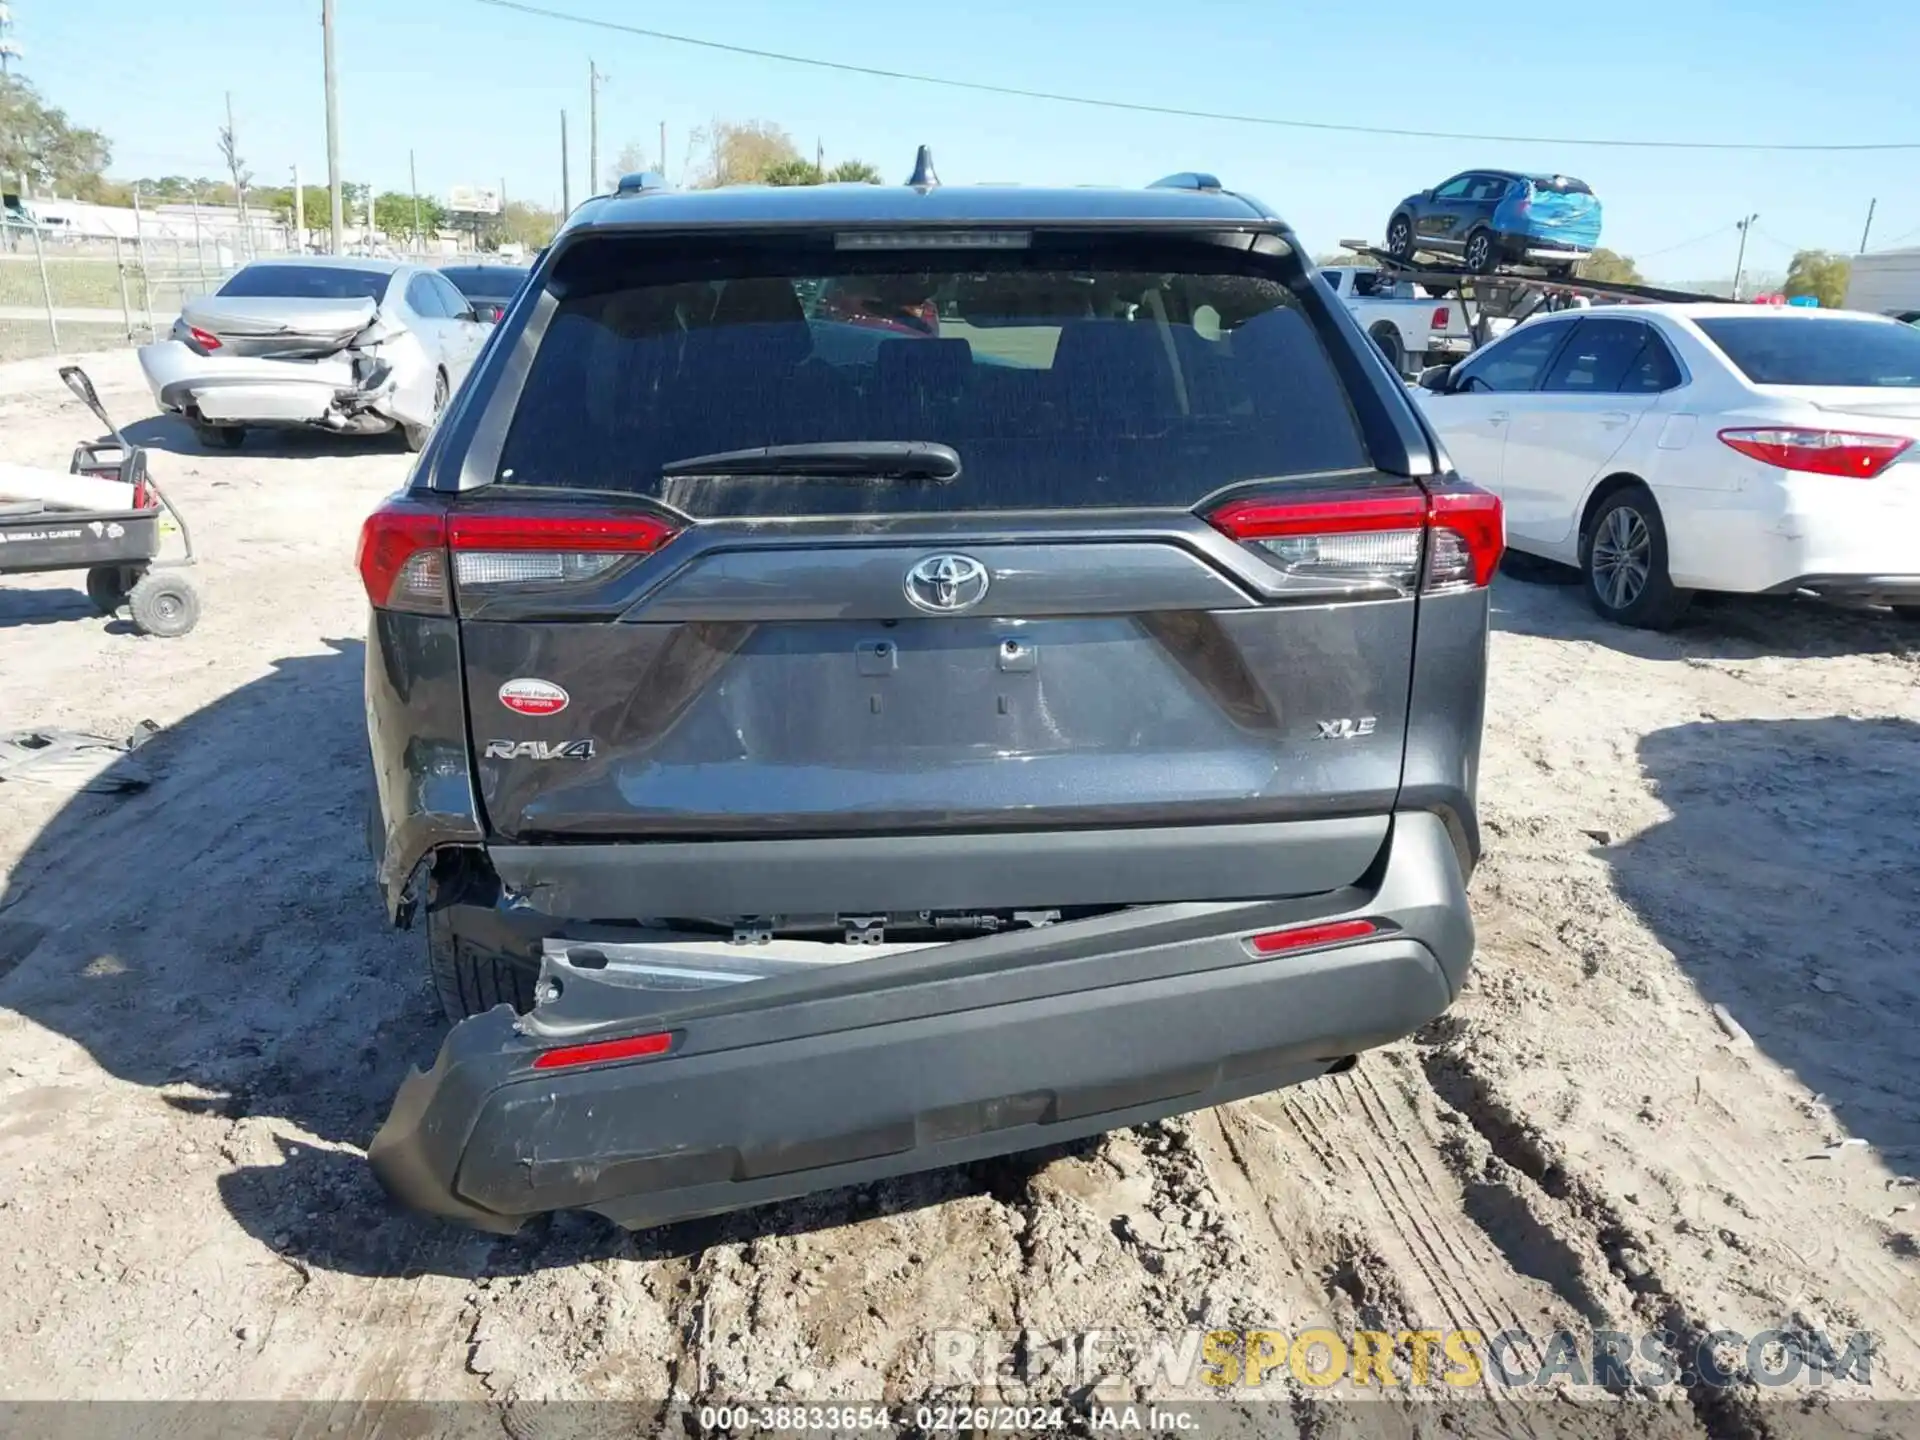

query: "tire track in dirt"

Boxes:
[1213, 1058, 1676, 1438]
[1418, 1034, 1774, 1439]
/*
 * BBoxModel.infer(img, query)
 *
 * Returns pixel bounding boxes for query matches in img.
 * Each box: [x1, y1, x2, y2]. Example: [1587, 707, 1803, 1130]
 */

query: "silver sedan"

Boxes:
[138, 256, 489, 451]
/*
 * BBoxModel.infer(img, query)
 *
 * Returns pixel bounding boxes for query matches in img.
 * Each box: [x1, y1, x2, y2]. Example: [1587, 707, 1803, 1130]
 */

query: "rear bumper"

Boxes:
[1512, 240, 1591, 263]
[138, 340, 397, 430]
[1662, 469, 1920, 593]
[368, 811, 1473, 1232]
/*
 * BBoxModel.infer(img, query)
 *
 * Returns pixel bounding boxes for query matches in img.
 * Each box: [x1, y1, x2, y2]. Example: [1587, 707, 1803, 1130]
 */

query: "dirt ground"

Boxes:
[1, 350, 1917, 1436]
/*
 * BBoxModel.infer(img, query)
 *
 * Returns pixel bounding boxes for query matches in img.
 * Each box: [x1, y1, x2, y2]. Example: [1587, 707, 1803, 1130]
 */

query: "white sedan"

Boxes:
[139, 257, 490, 452]
[1414, 304, 1920, 628]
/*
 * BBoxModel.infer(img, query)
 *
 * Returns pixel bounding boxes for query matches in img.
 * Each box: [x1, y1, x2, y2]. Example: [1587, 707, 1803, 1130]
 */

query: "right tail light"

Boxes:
[1717, 427, 1912, 479]
[1207, 482, 1504, 594]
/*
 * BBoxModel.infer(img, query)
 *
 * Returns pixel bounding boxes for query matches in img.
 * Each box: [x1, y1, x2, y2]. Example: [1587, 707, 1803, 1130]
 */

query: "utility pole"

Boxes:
[816, 137, 824, 180]
[588, 60, 603, 197]
[292, 164, 305, 253]
[225, 91, 251, 249]
[1860, 198, 1877, 254]
[560, 110, 571, 212]
[322, 0, 344, 254]
[409, 149, 421, 252]
[659, 119, 666, 178]
[1732, 213, 1758, 301]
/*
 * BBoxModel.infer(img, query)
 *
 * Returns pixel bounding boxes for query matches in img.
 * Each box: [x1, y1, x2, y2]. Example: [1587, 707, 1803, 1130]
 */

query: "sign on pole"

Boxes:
[446, 185, 503, 216]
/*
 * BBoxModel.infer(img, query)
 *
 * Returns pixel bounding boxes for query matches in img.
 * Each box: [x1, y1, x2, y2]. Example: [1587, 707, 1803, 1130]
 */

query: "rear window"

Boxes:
[1527, 175, 1592, 195]
[217, 265, 391, 301]
[442, 266, 527, 300]
[492, 238, 1368, 517]
[1696, 316, 1920, 388]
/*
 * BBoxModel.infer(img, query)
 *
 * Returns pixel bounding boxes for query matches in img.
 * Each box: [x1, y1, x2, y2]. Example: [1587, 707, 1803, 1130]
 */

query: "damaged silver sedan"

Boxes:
[138, 257, 490, 451]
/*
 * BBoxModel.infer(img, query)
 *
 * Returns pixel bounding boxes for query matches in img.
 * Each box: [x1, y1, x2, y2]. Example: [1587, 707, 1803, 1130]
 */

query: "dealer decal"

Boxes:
[498, 678, 569, 716]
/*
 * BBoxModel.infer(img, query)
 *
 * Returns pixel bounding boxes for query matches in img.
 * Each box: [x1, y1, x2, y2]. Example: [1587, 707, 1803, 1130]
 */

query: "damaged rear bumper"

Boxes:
[368, 812, 1474, 1233]
[138, 340, 406, 432]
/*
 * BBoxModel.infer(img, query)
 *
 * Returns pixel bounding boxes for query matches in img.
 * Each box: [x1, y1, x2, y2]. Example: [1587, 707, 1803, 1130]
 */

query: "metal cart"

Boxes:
[0, 366, 201, 637]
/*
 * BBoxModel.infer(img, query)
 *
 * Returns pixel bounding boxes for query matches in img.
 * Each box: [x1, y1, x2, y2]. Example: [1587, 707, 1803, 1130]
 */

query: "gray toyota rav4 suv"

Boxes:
[360, 160, 1503, 1233]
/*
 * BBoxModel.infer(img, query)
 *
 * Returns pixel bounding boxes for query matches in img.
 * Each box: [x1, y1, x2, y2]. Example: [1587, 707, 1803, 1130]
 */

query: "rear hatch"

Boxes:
[377, 229, 1498, 909]
[1500, 177, 1601, 249]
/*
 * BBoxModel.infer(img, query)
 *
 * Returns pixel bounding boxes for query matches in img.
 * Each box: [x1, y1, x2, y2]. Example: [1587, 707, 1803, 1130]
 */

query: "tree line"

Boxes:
[613, 118, 882, 190]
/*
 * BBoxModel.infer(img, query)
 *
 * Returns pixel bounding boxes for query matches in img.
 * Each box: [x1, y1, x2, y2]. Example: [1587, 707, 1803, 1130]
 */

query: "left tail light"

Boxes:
[186, 325, 222, 352]
[1432, 306, 1451, 330]
[1206, 482, 1504, 594]
[356, 498, 681, 614]
[356, 496, 449, 613]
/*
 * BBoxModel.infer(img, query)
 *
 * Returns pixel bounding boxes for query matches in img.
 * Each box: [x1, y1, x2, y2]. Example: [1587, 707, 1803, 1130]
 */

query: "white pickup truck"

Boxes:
[1320, 266, 1473, 377]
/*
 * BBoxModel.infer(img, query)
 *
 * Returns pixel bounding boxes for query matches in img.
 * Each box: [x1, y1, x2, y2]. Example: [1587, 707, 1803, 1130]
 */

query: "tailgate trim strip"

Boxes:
[490, 816, 1389, 916]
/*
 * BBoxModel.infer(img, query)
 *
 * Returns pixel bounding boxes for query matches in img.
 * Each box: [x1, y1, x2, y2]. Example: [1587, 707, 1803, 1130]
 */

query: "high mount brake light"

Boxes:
[355, 502, 680, 613]
[1718, 427, 1913, 479]
[1207, 483, 1504, 593]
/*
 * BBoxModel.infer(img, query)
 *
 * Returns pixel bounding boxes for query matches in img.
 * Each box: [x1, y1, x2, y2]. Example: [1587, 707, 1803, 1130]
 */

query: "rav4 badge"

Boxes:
[498, 678, 569, 716]
[484, 739, 595, 761]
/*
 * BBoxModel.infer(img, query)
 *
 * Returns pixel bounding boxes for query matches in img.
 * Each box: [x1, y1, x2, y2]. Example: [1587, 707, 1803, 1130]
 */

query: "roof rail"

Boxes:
[1148, 172, 1222, 193]
[615, 171, 669, 196]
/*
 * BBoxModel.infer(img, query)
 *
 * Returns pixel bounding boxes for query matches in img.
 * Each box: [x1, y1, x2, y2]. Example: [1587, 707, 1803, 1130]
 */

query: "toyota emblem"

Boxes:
[904, 553, 990, 613]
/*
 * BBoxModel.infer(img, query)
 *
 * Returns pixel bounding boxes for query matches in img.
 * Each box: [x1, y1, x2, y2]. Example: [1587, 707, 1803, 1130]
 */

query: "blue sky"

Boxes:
[15, 0, 1920, 279]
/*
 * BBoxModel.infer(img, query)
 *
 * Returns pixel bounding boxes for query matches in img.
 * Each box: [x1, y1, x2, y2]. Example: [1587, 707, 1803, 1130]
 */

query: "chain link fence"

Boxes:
[1, 219, 493, 367]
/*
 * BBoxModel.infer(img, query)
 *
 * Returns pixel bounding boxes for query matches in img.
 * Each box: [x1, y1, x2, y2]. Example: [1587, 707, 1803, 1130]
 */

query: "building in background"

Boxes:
[1844, 248, 1920, 321]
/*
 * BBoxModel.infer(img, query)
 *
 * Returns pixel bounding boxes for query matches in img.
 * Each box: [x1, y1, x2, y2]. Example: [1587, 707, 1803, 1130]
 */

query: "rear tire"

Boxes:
[1581, 485, 1691, 630]
[427, 908, 538, 1023]
[85, 564, 138, 616]
[193, 422, 245, 450]
[402, 370, 448, 453]
[125, 571, 201, 638]
[1385, 214, 1414, 260]
[1465, 229, 1498, 275]
[1368, 324, 1407, 377]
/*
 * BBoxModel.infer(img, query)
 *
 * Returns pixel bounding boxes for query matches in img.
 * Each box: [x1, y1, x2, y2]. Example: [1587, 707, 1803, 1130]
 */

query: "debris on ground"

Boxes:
[0, 728, 153, 793]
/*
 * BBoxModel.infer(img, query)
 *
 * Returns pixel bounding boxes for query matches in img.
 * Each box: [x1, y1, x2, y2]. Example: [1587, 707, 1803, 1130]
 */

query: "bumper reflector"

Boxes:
[531, 1030, 674, 1071]
[1245, 918, 1380, 956]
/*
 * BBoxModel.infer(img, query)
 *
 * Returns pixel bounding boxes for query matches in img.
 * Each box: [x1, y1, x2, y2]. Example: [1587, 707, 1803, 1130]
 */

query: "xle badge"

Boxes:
[498, 678, 569, 716]
[1315, 717, 1377, 739]
[485, 739, 595, 761]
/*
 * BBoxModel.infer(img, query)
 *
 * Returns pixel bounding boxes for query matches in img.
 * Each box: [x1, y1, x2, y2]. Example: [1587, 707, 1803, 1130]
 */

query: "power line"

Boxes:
[474, 0, 1920, 153]
[1751, 225, 1810, 256]
[1636, 223, 1736, 260]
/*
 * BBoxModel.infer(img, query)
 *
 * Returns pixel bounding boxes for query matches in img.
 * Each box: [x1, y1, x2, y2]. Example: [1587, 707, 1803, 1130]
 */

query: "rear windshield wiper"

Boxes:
[660, 441, 961, 482]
